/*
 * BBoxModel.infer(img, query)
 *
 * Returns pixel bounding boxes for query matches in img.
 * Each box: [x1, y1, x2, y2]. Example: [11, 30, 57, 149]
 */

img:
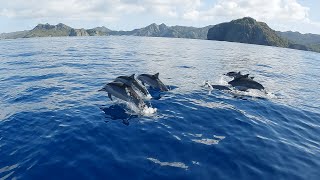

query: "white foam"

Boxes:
[231, 88, 278, 99]
[147, 158, 188, 169]
[219, 76, 229, 85]
[203, 80, 213, 90]
[145, 94, 152, 100]
[173, 135, 181, 140]
[191, 135, 225, 145]
[192, 161, 200, 165]
[142, 106, 157, 116]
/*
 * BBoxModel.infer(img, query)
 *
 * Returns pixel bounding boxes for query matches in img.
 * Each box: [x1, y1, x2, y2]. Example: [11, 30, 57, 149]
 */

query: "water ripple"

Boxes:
[0, 36, 319, 179]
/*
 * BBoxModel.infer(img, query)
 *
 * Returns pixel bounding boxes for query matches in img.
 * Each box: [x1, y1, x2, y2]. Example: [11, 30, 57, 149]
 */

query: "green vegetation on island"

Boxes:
[109, 23, 213, 39]
[207, 17, 318, 53]
[276, 31, 320, 52]
[207, 17, 289, 47]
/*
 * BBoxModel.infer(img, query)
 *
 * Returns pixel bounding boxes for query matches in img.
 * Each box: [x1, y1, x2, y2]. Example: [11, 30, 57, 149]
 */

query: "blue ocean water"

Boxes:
[0, 36, 319, 180]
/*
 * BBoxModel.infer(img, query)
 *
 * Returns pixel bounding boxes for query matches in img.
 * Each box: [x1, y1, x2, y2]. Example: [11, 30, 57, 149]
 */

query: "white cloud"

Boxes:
[0, 0, 201, 20]
[178, 0, 319, 33]
[0, 0, 311, 22]
[0, 0, 319, 33]
[183, 0, 310, 22]
[0, 0, 151, 23]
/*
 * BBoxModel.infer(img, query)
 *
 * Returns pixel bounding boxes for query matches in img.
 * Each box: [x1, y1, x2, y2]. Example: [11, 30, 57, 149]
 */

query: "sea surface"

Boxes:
[0, 36, 319, 180]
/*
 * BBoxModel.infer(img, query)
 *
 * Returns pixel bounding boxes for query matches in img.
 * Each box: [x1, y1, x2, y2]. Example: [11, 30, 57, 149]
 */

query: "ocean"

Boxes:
[0, 36, 319, 180]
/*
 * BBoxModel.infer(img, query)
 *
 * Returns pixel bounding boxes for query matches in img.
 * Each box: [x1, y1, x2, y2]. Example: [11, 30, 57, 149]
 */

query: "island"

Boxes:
[1, 17, 319, 53]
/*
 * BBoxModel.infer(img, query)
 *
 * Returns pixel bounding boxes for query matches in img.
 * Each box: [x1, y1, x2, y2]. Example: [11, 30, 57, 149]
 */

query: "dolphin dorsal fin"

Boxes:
[127, 78, 134, 86]
[108, 93, 113, 101]
[130, 74, 135, 79]
[154, 73, 159, 78]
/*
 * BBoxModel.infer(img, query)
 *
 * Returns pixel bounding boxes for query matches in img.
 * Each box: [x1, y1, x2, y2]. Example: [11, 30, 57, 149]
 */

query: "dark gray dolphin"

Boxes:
[99, 81, 145, 108]
[212, 85, 231, 91]
[137, 73, 169, 91]
[228, 76, 264, 91]
[115, 74, 150, 96]
[224, 71, 254, 80]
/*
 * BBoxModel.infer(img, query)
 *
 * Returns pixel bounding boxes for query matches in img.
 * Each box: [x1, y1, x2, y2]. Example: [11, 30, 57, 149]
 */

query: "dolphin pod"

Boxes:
[99, 73, 168, 111]
[99, 81, 146, 109]
[226, 71, 264, 91]
[100, 71, 266, 116]
[114, 74, 150, 97]
[205, 71, 265, 91]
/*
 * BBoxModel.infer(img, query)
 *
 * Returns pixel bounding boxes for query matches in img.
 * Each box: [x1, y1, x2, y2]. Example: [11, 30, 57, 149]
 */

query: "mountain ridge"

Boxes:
[0, 18, 319, 53]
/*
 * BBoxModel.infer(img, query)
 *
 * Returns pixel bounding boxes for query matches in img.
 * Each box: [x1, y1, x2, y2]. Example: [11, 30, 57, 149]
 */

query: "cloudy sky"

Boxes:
[1, 0, 319, 34]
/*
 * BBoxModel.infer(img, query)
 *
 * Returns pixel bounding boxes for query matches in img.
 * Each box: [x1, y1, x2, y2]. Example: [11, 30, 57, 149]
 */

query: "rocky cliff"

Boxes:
[207, 17, 289, 47]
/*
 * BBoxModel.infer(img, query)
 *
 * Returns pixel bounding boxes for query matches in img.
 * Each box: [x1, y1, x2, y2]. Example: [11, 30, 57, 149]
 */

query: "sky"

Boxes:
[0, 0, 320, 34]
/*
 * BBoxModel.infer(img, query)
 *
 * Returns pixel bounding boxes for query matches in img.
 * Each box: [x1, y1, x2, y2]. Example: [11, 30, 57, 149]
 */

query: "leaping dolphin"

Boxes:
[137, 73, 169, 91]
[227, 74, 264, 91]
[115, 74, 150, 97]
[99, 81, 145, 108]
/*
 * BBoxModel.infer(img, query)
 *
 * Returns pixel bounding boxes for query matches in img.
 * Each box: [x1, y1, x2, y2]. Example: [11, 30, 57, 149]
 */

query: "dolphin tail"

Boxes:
[108, 93, 113, 100]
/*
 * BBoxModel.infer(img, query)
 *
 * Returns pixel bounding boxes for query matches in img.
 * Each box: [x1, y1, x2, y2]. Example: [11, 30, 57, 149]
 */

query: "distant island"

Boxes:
[207, 17, 318, 52]
[0, 23, 212, 40]
[1, 17, 319, 53]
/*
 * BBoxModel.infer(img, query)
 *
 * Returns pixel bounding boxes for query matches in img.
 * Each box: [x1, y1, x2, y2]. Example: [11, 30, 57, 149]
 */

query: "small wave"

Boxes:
[172, 135, 181, 140]
[8, 51, 41, 57]
[0, 164, 19, 180]
[125, 102, 157, 116]
[190, 99, 234, 109]
[231, 89, 279, 100]
[147, 158, 188, 169]
[186, 133, 203, 138]
[191, 135, 225, 145]
[192, 161, 200, 165]
[65, 48, 78, 52]
[175, 65, 195, 69]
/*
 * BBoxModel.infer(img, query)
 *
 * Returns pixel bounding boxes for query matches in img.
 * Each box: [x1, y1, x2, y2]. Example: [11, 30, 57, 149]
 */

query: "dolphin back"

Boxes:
[229, 78, 264, 90]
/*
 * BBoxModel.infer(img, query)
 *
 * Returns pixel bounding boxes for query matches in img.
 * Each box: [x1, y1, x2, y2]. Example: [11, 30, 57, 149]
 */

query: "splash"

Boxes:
[125, 102, 157, 116]
[141, 106, 157, 116]
[231, 89, 278, 99]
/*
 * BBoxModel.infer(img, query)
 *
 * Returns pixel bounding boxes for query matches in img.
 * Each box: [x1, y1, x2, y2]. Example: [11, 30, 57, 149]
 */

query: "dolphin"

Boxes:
[204, 81, 231, 91]
[99, 81, 145, 108]
[114, 74, 150, 97]
[211, 85, 231, 91]
[224, 71, 254, 80]
[228, 75, 264, 91]
[137, 73, 169, 91]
